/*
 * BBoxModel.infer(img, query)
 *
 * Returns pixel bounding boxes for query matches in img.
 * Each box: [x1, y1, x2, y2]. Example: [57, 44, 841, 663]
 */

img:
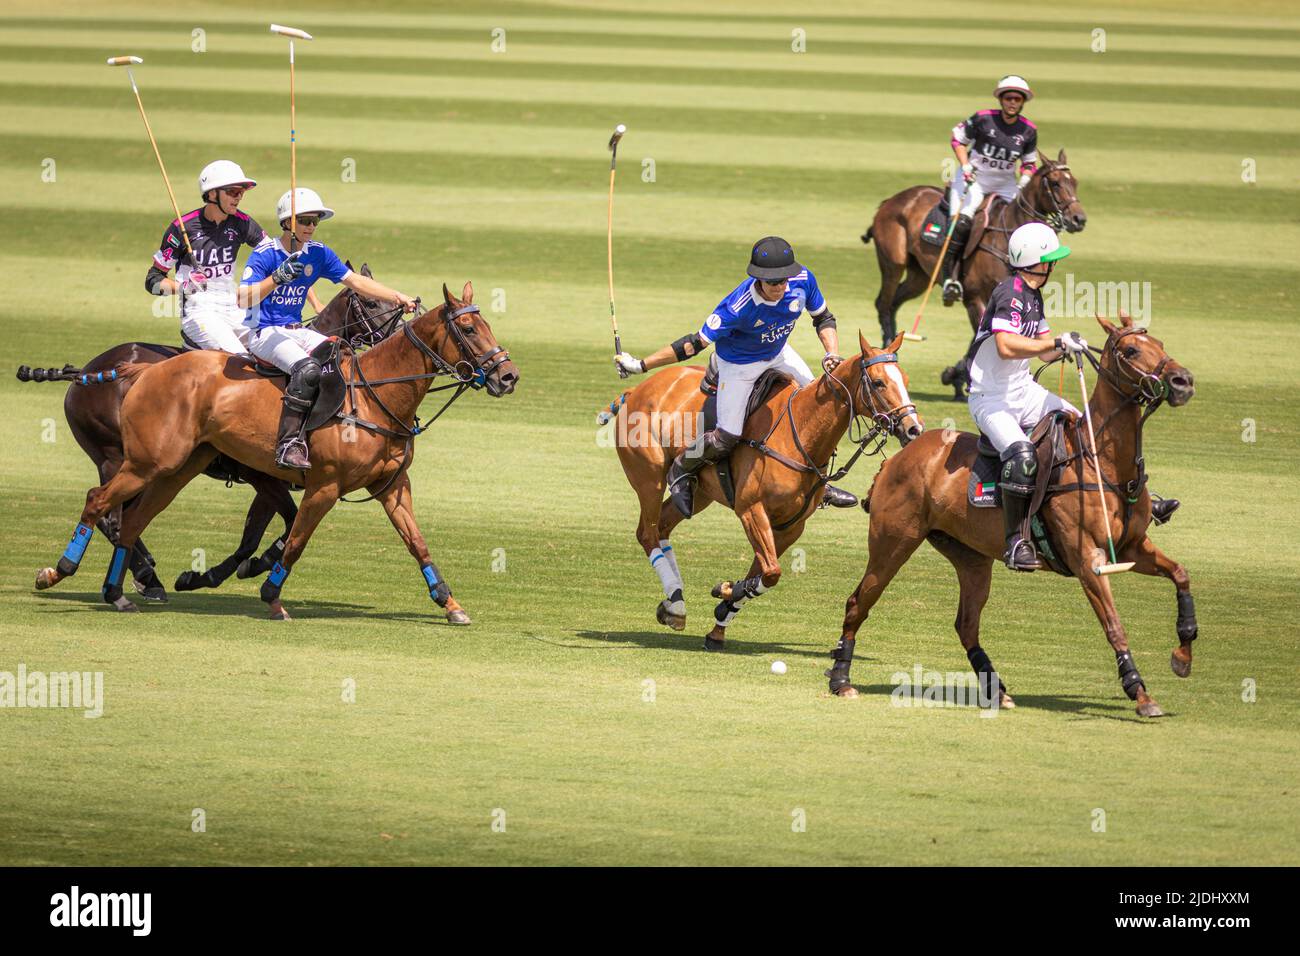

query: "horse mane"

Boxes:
[356, 300, 447, 370]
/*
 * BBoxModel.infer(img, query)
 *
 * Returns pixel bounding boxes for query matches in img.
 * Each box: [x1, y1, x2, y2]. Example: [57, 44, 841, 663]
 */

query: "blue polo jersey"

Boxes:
[697, 270, 826, 364]
[240, 237, 351, 328]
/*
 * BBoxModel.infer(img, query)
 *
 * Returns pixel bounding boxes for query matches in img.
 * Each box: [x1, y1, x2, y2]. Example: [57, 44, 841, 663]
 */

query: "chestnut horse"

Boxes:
[827, 313, 1196, 718]
[38, 282, 518, 623]
[862, 151, 1086, 398]
[611, 331, 923, 648]
[18, 265, 398, 600]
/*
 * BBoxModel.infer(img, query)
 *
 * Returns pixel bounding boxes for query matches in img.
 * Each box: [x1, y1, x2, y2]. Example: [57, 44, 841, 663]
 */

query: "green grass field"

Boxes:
[1, 0, 1297, 866]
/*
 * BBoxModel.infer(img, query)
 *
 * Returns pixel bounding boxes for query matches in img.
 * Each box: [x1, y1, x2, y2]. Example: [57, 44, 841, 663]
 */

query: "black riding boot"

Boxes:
[274, 357, 321, 471]
[999, 441, 1038, 572]
[821, 485, 859, 508]
[668, 428, 739, 518]
[941, 215, 972, 305]
[1151, 495, 1180, 525]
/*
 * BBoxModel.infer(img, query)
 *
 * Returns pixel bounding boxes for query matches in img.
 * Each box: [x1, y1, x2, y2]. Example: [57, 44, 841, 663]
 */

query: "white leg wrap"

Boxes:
[658, 539, 683, 587]
[714, 577, 769, 627]
[650, 547, 685, 613]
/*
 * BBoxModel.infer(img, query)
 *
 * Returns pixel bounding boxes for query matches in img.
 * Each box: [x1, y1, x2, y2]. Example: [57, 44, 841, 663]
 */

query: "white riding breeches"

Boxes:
[247, 324, 329, 373]
[968, 380, 1079, 454]
[714, 343, 814, 435]
[181, 310, 250, 354]
[950, 177, 1020, 218]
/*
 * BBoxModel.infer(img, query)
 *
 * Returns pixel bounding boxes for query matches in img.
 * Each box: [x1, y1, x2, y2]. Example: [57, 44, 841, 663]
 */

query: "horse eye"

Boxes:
[460, 324, 476, 335]
[1124, 346, 1138, 357]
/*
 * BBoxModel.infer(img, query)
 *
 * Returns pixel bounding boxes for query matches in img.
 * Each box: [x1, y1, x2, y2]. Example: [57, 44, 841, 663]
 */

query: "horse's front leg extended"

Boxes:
[706, 505, 783, 651]
[373, 473, 469, 626]
[1076, 564, 1164, 718]
[178, 482, 283, 591]
[260, 482, 338, 621]
[1125, 534, 1197, 679]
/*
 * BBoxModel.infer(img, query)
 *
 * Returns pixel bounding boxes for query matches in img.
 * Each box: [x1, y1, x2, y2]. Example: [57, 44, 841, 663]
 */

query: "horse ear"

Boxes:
[888, 331, 905, 353]
[442, 283, 454, 305]
[1057, 147, 1067, 164]
[858, 329, 872, 354]
[1118, 309, 1134, 328]
[344, 259, 353, 271]
[462, 281, 474, 304]
[1095, 312, 1118, 338]
[361, 263, 373, 278]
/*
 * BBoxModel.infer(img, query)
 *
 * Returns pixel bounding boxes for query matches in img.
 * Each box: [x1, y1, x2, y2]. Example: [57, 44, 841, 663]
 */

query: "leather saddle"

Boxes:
[697, 354, 796, 507]
[246, 338, 347, 433]
[967, 410, 1078, 575]
[921, 191, 996, 261]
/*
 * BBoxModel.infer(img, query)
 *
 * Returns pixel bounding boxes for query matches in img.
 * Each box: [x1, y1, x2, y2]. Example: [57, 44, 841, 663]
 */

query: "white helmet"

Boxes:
[1008, 222, 1070, 269]
[275, 187, 335, 225]
[994, 74, 1033, 102]
[198, 160, 256, 199]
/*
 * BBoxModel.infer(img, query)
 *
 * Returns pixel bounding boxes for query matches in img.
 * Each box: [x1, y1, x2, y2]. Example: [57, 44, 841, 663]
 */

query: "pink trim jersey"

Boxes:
[154, 209, 266, 318]
[967, 275, 1051, 395]
[951, 110, 1039, 191]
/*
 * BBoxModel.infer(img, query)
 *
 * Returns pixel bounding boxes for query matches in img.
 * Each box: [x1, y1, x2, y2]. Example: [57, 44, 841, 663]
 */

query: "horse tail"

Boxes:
[862, 470, 881, 514]
[595, 391, 630, 426]
[15, 363, 81, 383]
[113, 362, 154, 384]
[861, 226, 873, 245]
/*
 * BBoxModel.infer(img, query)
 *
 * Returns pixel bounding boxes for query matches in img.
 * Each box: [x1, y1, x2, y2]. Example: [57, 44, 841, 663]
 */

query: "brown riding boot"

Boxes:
[274, 397, 312, 470]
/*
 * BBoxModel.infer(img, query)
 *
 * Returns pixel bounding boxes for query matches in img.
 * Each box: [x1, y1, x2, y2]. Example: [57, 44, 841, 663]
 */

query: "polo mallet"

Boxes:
[270, 24, 313, 251]
[1074, 351, 1134, 576]
[607, 124, 627, 377]
[107, 56, 194, 263]
[903, 206, 961, 342]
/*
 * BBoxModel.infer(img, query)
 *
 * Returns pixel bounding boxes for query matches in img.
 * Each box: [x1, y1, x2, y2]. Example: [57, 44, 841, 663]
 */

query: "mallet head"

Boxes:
[106, 55, 143, 66]
[608, 124, 627, 152]
[270, 24, 313, 40]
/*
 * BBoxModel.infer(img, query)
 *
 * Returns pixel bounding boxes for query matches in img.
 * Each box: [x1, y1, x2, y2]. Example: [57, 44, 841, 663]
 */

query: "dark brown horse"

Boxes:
[827, 313, 1196, 718]
[39, 282, 517, 622]
[862, 151, 1086, 397]
[18, 265, 398, 601]
[610, 332, 922, 646]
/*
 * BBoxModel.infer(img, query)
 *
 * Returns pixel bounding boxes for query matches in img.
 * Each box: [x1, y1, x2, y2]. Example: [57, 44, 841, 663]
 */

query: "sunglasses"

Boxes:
[295, 216, 320, 226]
[1000, 94, 1025, 103]
[760, 277, 788, 286]
[220, 186, 247, 198]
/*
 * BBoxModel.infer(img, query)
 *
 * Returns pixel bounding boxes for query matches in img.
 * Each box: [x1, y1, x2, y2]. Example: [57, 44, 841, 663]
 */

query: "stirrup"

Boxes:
[1002, 537, 1038, 572]
[275, 438, 310, 470]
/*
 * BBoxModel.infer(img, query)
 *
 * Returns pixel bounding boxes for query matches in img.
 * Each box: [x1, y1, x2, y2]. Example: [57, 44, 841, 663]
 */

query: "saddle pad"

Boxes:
[920, 200, 948, 247]
[968, 453, 1001, 508]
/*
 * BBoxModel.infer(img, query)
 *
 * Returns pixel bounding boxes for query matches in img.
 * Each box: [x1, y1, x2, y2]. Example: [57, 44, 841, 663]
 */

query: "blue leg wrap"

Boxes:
[102, 545, 129, 603]
[57, 523, 94, 576]
[422, 564, 451, 606]
[260, 561, 290, 603]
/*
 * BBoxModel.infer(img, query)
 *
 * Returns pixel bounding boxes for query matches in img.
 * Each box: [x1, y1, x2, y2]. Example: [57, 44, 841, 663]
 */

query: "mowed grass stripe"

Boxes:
[6, 8, 1300, 43]
[9, 104, 1298, 193]
[7, 131, 1289, 226]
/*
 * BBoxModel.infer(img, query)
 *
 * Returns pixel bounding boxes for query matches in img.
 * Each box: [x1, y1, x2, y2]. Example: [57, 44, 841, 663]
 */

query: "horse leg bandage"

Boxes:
[658, 540, 683, 589]
[1176, 591, 1198, 643]
[1115, 650, 1146, 700]
[966, 644, 1006, 703]
[712, 575, 767, 627]
[422, 564, 452, 607]
[101, 545, 129, 604]
[260, 561, 291, 603]
[57, 523, 94, 577]
[828, 636, 855, 692]
[649, 546, 684, 613]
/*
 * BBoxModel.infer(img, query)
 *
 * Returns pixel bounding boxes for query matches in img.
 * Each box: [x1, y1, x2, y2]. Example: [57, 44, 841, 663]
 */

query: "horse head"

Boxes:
[1094, 311, 1194, 407]
[1029, 149, 1087, 234]
[855, 330, 923, 445]
[430, 282, 519, 398]
[311, 262, 404, 349]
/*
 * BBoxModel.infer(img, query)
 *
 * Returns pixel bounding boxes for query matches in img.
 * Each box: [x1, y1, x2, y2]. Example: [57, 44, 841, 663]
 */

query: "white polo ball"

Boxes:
[771, 660, 787, 675]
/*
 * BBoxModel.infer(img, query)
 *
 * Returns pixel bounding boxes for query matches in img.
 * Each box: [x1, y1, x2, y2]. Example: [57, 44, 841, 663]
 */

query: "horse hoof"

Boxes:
[999, 691, 1016, 709]
[35, 568, 58, 590]
[112, 597, 138, 613]
[446, 609, 471, 626]
[655, 601, 686, 631]
[268, 600, 291, 621]
[1136, 698, 1165, 718]
[834, 685, 859, 699]
[703, 635, 725, 652]
[135, 585, 168, 603]
[1170, 651, 1192, 679]
[710, 581, 733, 600]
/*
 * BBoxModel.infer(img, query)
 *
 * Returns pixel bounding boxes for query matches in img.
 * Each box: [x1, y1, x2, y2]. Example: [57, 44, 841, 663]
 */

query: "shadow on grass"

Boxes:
[849, 682, 1153, 721]
[566, 629, 871, 661]
[28, 589, 445, 625]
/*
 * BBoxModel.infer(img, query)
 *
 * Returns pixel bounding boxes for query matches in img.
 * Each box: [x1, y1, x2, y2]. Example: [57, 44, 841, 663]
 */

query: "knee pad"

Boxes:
[287, 358, 322, 402]
[999, 441, 1036, 495]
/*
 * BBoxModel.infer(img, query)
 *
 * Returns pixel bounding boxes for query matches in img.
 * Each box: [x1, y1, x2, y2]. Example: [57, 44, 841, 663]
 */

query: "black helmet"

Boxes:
[747, 236, 802, 281]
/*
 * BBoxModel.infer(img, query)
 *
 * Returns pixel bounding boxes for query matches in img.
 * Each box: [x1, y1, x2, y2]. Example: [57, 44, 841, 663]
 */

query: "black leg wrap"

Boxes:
[826, 636, 855, 692]
[101, 545, 129, 605]
[966, 645, 1007, 700]
[431, 581, 452, 607]
[1176, 591, 1198, 642]
[56, 556, 79, 577]
[260, 579, 282, 603]
[1116, 650, 1145, 700]
[734, 575, 765, 602]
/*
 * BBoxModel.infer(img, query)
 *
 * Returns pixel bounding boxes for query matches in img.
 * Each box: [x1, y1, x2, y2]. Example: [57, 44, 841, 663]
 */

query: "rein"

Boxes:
[977, 162, 1076, 262]
[330, 299, 510, 503]
[745, 352, 916, 530]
